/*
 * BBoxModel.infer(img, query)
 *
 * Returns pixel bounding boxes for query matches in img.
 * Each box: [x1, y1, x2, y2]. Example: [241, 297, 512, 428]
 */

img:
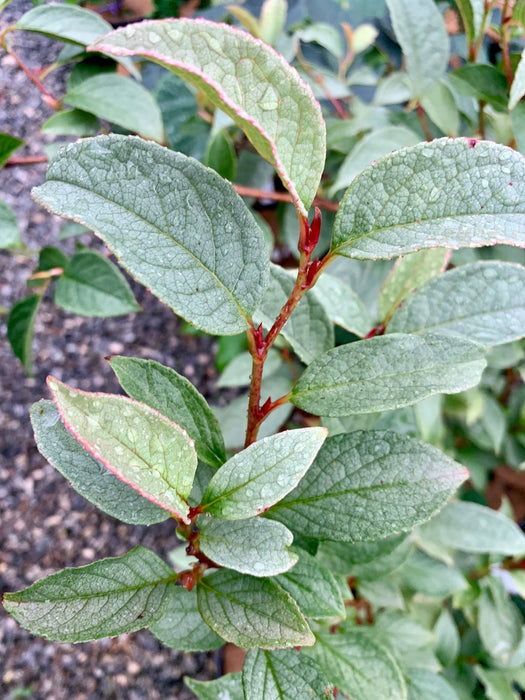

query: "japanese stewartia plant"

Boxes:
[5, 8, 525, 700]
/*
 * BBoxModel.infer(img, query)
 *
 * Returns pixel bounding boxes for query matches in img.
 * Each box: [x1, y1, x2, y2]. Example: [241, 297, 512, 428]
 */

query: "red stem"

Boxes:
[6, 48, 61, 110]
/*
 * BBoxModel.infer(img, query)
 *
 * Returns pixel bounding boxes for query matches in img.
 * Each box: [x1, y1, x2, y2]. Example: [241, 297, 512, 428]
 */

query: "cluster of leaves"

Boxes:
[3, 0, 525, 698]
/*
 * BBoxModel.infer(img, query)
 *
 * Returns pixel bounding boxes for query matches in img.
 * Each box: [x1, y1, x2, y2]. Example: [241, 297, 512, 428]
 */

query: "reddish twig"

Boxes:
[5, 155, 48, 168]
[233, 184, 339, 212]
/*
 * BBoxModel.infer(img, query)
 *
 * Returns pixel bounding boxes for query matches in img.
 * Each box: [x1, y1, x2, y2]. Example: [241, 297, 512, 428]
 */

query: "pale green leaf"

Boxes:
[217, 348, 281, 388]
[41, 109, 100, 137]
[434, 609, 460, 667]
[475, 666, 521, 700]
[109, 356, 226, 468]
[0, 199, 22, 250]
[16, 4, 114, 45]
[456, 0, 485, 43]
[388, 262, 525, 346]
[185, 673, 244, 700]
[91, 19, 326, 215]
[378, 248, 449, 323]
[312, 273, 372, 337]
[274, 548, 345, 619]
[2, 546, 174, 642]
[452, 64, 509, 112]
[406, 668, 460, 700]
[400, 549, 467, 597]
[418, 501, 525, 555]
[386, 0, 449, 98]
[33, 135, 269, 335]
[358, 579, 404, 610]
[330, 126, 421, 195]
[242, 648, 334, 700]
[259, 0, 287, 47]
[0, 132, 24, 167]
[305, 629, 407, 700]
[149, 586, 223, 651]
[421, 80, 460, 136]
[30, 401, 168, 526]
[510, 49, 525, 110]
[198, 517, 297, 577]
[318, 537, 412, 580]
[7, 294, 41, 374]
[332, 138, 525, 260]
[55, 249, 140, 317]
[254, 264, 334, 364]
[201, 428, 327, 520]
[291, 332, 486, 416]
[64, 74, 164, 143]
[478, 578, 524, 665]
[205, 129, 236, 181]
[47, 377, 198, 522]
[296, 23, 345, 59]
[270, 431, 468, 541]
[197, 569, 314, 648]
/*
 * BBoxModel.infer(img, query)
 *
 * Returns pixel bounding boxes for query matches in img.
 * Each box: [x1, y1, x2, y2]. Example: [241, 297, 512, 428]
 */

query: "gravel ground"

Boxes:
[1, 3, 221, 697]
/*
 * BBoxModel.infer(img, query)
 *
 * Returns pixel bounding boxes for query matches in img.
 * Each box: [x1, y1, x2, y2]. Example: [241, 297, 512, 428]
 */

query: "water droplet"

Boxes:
[148, 31, 161, 44]
[481, 179, 489, 187]
[124, 25, 136, 38]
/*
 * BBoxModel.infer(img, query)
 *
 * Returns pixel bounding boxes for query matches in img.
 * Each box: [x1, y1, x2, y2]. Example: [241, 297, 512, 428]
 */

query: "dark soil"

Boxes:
[1, 3, 220, 697]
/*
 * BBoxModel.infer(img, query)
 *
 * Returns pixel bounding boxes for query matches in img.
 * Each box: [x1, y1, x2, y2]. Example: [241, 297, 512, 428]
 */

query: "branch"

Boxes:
[233, 184, 339, 212]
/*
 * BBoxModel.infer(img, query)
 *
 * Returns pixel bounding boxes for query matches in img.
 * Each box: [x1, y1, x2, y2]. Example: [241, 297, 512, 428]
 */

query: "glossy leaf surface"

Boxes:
[30, 401, 168, 525]
[3, 547, 174, 642]
[55, 249, 140, 317]
[291, 333, 486, 416]
[91, 19, 326, 215]
[332, 139, 525, 260]
[201, 428, 327, 519]
[7, 294, 40, 374]
[110, 356, 225, 468]
[48, 377, 198, 522]
[33, 135, 269, 335]
[271, 431, 468, 541]
[197, 569, 314, 648]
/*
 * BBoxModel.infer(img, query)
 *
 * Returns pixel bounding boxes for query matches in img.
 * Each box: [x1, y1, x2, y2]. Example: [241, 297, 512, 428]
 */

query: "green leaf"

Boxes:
[312, 273, 373, 337]
[149, 586, 223, 651]
[185, 673, 244, 700]
[400, 549, 467, 597]
[330, 125, 421, 195]
[270, 431, 467, 542]
[41, 109, 100, 137]
[90, 19, 326, 215]
[451, 65, 508, 112]
[47, 377, 198, 522]
[385, 0, 449, 99]
[291, 332, 486, 416]
[198, 517, 298, 577]
[33, 134, 269, 335]
[55, 249, 140, 317]
[217, 349, 281, 388]
[378, 248, 449, 323]
[242, 648, 334, 700]
[478, 577, 524, 665]
[197, 569, 314, 648]
[388, 262, 525, 347]
[35, 246, 69, 274]
[2, 546, 174, 642]
[306, 629, 407, 700]
[421, 80, 460, 136]
[7, 295, 41, 374]
[0, 199, 22, 250]
[434, 609, 460, 667]
[456, 0, 484, 43]
[30, 400, 168, 526]
[201, 428, 327, 519]
[0, 132, 24, 168]
[331, 138, 525, 260]
[318, 537, 412, 579]
[205, 129, 236, 181]
[406, 668, 460, 700]
[418, 501, 525, 555]
[475, 666, 521, 700]
[254, 264, 334, 364]
[259, 0, 287, 46]
[109, 356, 226, 468]
[16, 4, 114, 45]
[64, 75, 164, 143]
[274, 548, 345, 619]
[510, 49, 525, 110]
